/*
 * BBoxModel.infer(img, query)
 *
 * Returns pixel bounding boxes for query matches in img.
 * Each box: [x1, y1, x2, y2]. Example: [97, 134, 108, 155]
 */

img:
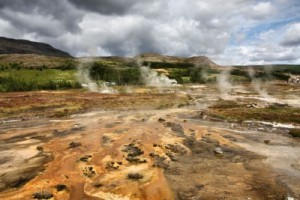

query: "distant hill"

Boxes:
[135, 53, 221, 69]
[0, 37, 72, 58]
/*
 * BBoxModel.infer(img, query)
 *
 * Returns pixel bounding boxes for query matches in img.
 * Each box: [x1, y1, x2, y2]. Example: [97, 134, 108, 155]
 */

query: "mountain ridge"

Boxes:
[0, 37, 72, 58]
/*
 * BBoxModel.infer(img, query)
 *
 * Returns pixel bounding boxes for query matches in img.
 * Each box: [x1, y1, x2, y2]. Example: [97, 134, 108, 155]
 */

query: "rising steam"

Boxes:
[140, 66, 177, 87]
[217, 67, 233, 99]
[76, 58, 117, 94]
[247, 67, 270, 98]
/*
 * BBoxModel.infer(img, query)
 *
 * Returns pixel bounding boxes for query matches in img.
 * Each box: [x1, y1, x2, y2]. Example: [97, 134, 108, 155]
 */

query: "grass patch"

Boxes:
[209, 99, 241, 109]
[0, 69, 81, 92]
[206, 106, 300, 124]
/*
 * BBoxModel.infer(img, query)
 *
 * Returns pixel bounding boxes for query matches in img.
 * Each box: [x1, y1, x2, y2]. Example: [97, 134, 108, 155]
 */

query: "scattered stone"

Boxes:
[214, 147, 223, 154]
[82, 166, 96, 178]
[126, 157, 147, 164]
[165, 122, 185, 136]
[68, 142, 81, 149]
[158, 118, 166, 122]
[184, 136, 195, 147]
[55, 184, 67, 191]
[70, 125, 85, 132]
[152, 155, 169, 169]
[36, 146, 44, 151]
[165, 143, 187, 155]
[122, 143, 144, 157]
[101, 135, 111, 144]
[33, 191, 53, 199]
[127, 173, 143, 180]
[153, 143, 158, 147]
[166, 152, 177, 161]
[105, 161, 120, 170]
[93, 183, 103, 188]
[246, 103, 257, 108]
[79, 155, 92, 162]
[195, 184, 204, 189]
[149, 152, 156, 157]
[264, 140, 271, 144]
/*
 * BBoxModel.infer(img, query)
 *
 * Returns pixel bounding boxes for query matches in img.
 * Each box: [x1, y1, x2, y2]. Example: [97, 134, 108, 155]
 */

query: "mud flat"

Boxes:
[0, 82, 299, 199]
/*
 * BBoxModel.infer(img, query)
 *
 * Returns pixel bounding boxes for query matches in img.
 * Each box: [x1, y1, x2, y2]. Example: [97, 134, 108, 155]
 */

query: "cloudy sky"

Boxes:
[0, 0, 300, 65]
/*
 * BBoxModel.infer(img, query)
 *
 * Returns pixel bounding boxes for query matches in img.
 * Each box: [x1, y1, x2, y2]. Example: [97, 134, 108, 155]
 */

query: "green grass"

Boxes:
[0, 69, 81, 92]
[0, 69, 77, 83]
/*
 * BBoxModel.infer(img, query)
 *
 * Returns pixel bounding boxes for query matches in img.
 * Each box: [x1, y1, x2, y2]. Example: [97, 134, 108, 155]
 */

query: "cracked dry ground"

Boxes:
[1, 107, 298, 200]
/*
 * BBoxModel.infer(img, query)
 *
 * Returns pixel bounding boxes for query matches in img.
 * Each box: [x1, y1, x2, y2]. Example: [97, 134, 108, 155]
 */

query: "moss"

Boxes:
[209, 99, 241, 109]
[206, 107, 300, 124]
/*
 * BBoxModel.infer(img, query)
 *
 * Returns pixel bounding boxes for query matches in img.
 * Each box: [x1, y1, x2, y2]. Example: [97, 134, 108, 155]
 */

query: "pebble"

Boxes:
[214, 147, 223, 154]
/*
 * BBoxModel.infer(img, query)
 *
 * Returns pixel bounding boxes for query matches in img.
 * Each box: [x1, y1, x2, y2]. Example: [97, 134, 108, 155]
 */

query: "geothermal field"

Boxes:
[0, 54, 300, 200]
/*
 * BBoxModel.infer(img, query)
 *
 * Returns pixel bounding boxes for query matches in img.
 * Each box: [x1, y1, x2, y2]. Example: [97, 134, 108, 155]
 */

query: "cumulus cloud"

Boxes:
[281, 23, 300, 46]
[251, 2, 274, 20]
[0, 0, 299, 64]
[68, 0, 137, 15]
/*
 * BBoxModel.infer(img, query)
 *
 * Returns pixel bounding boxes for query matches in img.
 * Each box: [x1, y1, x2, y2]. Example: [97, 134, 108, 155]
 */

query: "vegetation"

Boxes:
[0, 54, 298, 92]
[288, 129, 300, 138]
[206, 104, 300, 124]
[143, 61, 194, 69]
[89, 62, 141, 85]
[0, 69, 81, 92]
[209, 99, 241, 109]
[190, 66, 219, 83]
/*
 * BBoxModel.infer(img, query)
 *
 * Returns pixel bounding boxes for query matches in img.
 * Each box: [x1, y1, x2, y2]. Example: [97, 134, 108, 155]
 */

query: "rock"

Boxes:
[264, 140, 271, 144]
[214, 147, 223, 154]
[36, 146, 44, 151]
[165, 122, 185, 136]
[165, 143, 187, 155]
[55, 184, 67, 191]
[195, 184, 204, 189]
[79, 155, 92, 162]
[158, 118, 166, 122]
[68, 142, 81, 148]
[33, 191, 53, 199]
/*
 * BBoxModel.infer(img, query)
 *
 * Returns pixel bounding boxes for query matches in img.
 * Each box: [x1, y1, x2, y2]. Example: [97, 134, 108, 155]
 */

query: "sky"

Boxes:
[0, 0, 300, 65]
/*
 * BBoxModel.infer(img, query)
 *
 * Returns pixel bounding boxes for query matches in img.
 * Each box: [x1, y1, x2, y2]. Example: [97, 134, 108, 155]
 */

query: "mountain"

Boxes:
[0, 37, 72, 58]
[135, 53, 220, 68]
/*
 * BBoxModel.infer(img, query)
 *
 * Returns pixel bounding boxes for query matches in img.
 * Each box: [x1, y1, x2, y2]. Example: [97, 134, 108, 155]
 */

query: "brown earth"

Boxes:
[0, 83, 299, 200]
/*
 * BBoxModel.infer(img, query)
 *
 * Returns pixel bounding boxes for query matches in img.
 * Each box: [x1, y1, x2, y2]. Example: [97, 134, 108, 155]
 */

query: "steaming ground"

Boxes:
[0, 81, 300, 199]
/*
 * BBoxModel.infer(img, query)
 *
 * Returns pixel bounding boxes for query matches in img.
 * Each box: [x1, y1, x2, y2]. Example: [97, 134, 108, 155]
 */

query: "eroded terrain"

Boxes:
[0, 82, 299, 200]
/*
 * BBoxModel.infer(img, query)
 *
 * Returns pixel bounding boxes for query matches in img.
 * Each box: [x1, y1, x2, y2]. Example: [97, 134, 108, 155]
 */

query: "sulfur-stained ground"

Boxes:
[0, 82, 299, 200]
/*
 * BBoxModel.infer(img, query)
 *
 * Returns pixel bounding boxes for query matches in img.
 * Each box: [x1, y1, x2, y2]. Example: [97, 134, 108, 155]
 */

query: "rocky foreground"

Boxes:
[0, 82, 299, 200]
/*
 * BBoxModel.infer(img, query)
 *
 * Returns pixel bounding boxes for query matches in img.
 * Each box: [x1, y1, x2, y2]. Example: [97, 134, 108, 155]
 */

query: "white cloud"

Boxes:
[0, 0, 299, 64]
[281, 22, 300, 46]
[251, 2, 274, 20]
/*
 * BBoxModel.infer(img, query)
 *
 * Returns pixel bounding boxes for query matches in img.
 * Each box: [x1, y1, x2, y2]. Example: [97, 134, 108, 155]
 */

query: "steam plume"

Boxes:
[76, 58, 117, 94]
[217, 67, 233, 99]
